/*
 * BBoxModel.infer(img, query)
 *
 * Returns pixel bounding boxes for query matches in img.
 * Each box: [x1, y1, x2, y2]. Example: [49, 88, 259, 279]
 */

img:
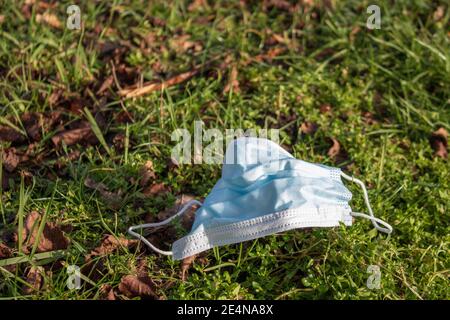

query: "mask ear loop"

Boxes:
[127, 199, 203, 255]
[340, 172, 393, 234]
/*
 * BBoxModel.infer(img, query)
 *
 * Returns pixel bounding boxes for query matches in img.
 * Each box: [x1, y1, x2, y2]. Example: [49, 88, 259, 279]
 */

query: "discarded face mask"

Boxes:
[128, 137, 392, 260]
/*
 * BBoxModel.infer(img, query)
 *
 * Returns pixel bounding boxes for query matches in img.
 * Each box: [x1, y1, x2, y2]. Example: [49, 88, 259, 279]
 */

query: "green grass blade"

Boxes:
[84, 107, 112, 156]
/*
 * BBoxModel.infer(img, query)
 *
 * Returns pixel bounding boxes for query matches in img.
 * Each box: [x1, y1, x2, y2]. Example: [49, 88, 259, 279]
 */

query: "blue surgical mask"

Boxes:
[128, 137, 392, 260]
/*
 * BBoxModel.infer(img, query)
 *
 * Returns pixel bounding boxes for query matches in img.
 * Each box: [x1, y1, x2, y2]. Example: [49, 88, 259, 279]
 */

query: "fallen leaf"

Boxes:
[349, 26, 361, 43]
[327, 137, 349, 165]
[264, 0, 293, 11]
[47, 89, 64, 106]
[21, 112, 42, 141]
[115, 110, 134, 124]
[54, 150, 81, 170]
[139, 160, 156, 188]
[84, 177, 124, 209]
[0, 242, 12, 258]
[156, 194, 199, 230]
[51, 126, 96, 147]
[327, 138, 341, 158]
[118, 274, 159, 299]
[83, 177, 109, 193]
[362, 111, 379, 125]
[17, 211, 70, 254]
[319, 103, 332, 114]
[265, 32, 289, 46]
[263, 47, 286, 62]
[21, 2, 33, 19]
[315, 47, 335, 61]
[1, 171, 12, 190]
[430, 127, 448, 159]
[97, 76, 114, 95]
[169, 35, 202, 54]
[119, 69, 199, 98]
[112, 133, 126, 151]
[22, 266, 45, 295]
[300, 121, 318, 135]
[143, 182, 171, 197]
[20, 111, 61, 142]
[188, 0, 209, 11]
[0, 125, 25, 143]
[0, 241, 16, 272]
[85, 234, 137, 261]
[99, 284, 117, 300]
[148, 16, 166, 27]
[433, 6, 445, 22]
[36, 12, 62, 29]
[224, 65, 240, 94]
[166, 157, 179, 171]
[140, 195, 199, 253]
[2, 148, 20, 172]
[181, 254, 197, 281]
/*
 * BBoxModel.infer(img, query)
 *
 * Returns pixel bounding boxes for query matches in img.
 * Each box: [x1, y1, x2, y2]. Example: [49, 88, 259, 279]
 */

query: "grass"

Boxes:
[0, 0, 449, 299]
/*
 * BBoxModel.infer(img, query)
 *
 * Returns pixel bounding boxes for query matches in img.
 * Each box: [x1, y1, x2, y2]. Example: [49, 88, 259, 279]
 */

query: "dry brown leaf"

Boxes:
[84, 177, 124, 209]
[84, 177, 109, 193]
[1, 171, 12, 190]
[97, 75, 114, 95]
[22, 112, 42, 141]
[85, 234, 137, 262]
[155, 194, 199, 229]
[119, 69, 199, 98]
[327, 138, 349, 165]
[115, 110, 134, 124]
[167, 156, 179, 170]
[141, 195, 199, 252]
[430, 127, 448, 159]
[0, 125, 25, 143]
[315, 48, 335, 61]
[0, 241, 16, 273]
[170, 35, 202, 54]
[139, 160, 156, 188]
[270, 33, 288, 45]
[319, 103, 332, 114]
[17, 211, 70, 254]
[264, 47, 286, 61]
[148, 16, 166, 27]
[51, 126, 96, 147]
[300, 121, 318, 135]
[433, 6, 445, 22]
[181, 254, 197, 281]
[112, 133, 126, 151]
[36, 12, 62, 29]
[349, 26, 361, 43]
[143, 182, 171, 197]
[99, 284, 117, 300]
[0, 242, 12, 258]
[265, 0, 293, 11]
[362, 111, 379, 125]
[2, 148, 20, 172]
[21, 111, 62, 142]
[188, 0, 210, 11]
[22, 266, 45, 295]
[224, 65, 240, 94]
[327, 138, 341, 159]
[54, 150, 81, 170]
[47, 89, 64, 106]
[118, 274, 159, 299]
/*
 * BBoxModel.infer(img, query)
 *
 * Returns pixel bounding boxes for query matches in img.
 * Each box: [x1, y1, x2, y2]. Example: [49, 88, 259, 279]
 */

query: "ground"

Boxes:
[0, 0, 449, 300]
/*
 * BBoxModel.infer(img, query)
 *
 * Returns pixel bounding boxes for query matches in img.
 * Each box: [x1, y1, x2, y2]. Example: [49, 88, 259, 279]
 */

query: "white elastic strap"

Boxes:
[341, 172, 393, 234]
[127, 199, 203, 255]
